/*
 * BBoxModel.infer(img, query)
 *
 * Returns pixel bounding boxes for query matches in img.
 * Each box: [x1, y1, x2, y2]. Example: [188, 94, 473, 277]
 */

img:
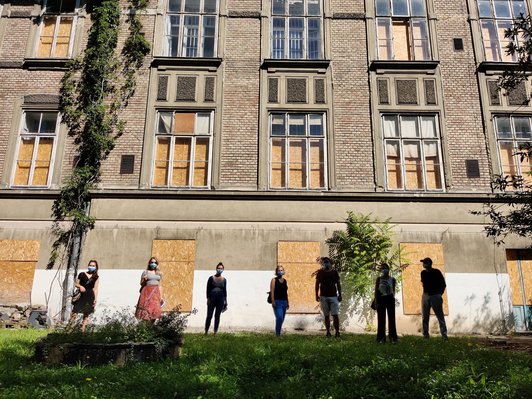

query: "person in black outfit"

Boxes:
[70, 260, 100, 332]
[420, 257, 448, 340]
[205, 262, 227, 335]
[374, 263, 398, 344]
[270, 265, 289, 337]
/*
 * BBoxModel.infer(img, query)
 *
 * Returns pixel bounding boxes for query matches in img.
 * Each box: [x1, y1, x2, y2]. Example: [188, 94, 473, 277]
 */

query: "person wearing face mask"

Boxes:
[204, 262, 227, 335]
[135, 257, 164, 323]
[70, 260, 100, 332]
[315, 257, 342, 338]
[270, 265, 289, 337]
[374, 263, 398, 344]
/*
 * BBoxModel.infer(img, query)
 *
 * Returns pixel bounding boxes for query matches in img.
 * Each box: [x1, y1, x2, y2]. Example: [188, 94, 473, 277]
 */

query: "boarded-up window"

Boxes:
[151, 240, 195, 312]
[399, 243, 449, 315]
[13, 112, 57, 187]
[37, 0, 79, 59]
[153, 111, 212, 188]
[0, 240, 40, 305]
[269, 113, 327, 190]
[277, 241, 321, 314]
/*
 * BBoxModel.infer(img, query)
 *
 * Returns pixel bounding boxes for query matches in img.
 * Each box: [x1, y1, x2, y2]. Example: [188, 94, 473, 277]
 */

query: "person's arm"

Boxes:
[140, 271, 147, 287]
[270, 278, 276, 307]
[93, 277, 99, 306]
[336, 272, 342, 302]
[75, 274, 85, 292]
[315, 274, 320, 302]
[374, 277, 380, 303]
[206, 276, 213, 303]
[223, 278, 228, 307]
[439, 270, 447, 295]
[392, 277, 397, 296]
[159, 278, 164, 304]
[286, 280, 289, 309]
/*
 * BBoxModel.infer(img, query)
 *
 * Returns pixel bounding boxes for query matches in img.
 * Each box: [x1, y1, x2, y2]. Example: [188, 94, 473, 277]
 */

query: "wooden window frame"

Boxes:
[375, 0, 431, 61]
[11, 111, 59, 188]
[35, 0, 80, 59]
[152, 110, 213, 189]
[494, 115, 532, 189]
[271, 0, 323, 60]
[164, 0, 218, 57]
[268, 112, 328, 190]
[477, 0, 527, 62]
[382, 113, 445, 192]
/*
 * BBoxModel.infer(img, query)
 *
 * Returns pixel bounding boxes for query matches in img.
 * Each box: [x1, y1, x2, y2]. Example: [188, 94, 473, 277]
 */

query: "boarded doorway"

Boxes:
[0, 240, 40, 305]
[506, 250, 532, 331]
[277, 241, 320, 314]
[151, 240, 195, 312]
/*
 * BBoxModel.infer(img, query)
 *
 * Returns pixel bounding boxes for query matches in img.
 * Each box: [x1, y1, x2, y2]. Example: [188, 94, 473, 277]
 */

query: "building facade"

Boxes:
[0, 0, 530, 333]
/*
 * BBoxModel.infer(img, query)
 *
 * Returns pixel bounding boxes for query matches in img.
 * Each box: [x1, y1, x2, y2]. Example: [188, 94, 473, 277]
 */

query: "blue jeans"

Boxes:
[273, 300, 288, 336]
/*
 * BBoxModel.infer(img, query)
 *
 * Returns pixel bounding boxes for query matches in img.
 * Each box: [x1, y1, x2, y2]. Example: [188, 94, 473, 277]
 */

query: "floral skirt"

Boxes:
[135, 285, 162, 321]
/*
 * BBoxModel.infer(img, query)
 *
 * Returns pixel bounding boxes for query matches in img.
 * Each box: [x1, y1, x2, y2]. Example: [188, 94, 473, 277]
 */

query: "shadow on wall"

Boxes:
[451, 292, 513, 335]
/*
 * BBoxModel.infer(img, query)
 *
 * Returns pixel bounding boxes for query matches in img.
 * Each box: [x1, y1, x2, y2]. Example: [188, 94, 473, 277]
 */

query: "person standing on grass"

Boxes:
[420, 257, 448, 340]
[70, 259, 100, 332]
[315, 257, 342, 338]
[270, 265, 289, 337]
[374, 263, 398, 344]
[135, 257, 165, 323]
[205, 262, 227, 335]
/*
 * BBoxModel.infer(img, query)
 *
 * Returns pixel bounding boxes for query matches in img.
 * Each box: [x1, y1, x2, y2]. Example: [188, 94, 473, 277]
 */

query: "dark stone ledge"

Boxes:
[227, 11, 261, 18]
[0, 60, 24, 68]
[332, 13, 365, 19]
[262, 58, 330, 70]
[370, 60, 440, 71]
[477, 61, 521, 73]
[7, 10, 33, 18]
[24, 94, 60, 104]
[23, 58, 70, 70]
[151, 56, 222, 69]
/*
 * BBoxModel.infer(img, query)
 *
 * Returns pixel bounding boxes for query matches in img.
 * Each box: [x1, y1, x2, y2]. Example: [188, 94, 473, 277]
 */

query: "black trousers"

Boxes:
[205, 291, 225, 333]
[376, 295, 398, 342]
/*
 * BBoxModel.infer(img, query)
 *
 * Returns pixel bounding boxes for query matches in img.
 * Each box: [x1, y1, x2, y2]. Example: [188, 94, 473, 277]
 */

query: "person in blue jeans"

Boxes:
[204, 262, 227, 335]
[270, 265, 289, 337]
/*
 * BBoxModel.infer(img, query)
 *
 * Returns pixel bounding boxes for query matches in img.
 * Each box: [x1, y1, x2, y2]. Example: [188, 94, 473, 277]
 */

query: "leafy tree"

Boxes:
[326, 212, 403, 328]
[474, 15, 532, 243]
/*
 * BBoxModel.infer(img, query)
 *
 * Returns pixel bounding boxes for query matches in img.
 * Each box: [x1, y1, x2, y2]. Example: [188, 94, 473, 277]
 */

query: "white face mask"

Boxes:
[216, 269, 223, 274]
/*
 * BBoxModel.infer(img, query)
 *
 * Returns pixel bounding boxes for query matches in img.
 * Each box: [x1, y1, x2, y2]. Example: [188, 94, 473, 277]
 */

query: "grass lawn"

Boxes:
[0, 329, 530, 399]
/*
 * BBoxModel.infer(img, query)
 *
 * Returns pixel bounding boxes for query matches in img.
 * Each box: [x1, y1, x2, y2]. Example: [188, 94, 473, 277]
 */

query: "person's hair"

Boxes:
[381, 263, 389, 270]
[275, 265, 284, 276]
[216, 262, 224, 269]
[87, 259, 99, 279]
[321, 257, 332, 268]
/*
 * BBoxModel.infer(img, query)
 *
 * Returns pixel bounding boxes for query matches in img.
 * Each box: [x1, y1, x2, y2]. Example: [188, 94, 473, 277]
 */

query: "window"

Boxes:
[270, 113, 327, 190]
[478, 0, 527, 62]
[12, 112, 58, 187]
[376, 0, 431, 60]
[494, 115, 532, 187]
[165, 0, 218, 57]
[271, 0, 323, 60]
[153, 111, 212, 188]
[383, 114, 443, 191]
[37, 0, 79, 58]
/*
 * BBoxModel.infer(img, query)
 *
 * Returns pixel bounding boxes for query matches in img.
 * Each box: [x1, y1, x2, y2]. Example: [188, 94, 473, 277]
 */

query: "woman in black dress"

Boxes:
[70, 260, 100, 331]
[204, 262, 227, 335]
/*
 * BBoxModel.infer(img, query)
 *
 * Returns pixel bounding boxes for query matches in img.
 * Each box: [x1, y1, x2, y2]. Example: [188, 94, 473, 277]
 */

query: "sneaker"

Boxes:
[326, 331, 332, 337]
[391, 340, 398, 344]
[377, 339, 386, 344]
[335, 331, 340, 338]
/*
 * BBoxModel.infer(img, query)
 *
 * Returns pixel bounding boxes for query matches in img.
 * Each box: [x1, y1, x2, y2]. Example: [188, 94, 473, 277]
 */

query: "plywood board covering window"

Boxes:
[506, 250, 532, 306]
[0, 240, 39, 305]
[399, 243, 448, 315]
[277, 241, 321, 314]
[152, 240, 196, 312]
[153, 111, 212, 188]
[37, 0, 79, 58]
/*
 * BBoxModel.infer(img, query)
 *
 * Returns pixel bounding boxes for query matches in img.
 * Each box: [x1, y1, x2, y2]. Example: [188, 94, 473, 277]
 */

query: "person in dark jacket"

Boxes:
[374, 263, 398, 344]
[420, 257, 448, 340]
[270, 265, 289, 337]
[204, 262, 227, 335]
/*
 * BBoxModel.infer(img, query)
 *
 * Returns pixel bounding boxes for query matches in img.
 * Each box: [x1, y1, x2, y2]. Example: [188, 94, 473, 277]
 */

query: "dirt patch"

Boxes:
[475, 337, 532, 355]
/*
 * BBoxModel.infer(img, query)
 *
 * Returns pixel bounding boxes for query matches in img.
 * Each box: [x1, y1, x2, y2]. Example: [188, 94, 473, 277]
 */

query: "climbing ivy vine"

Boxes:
[48, 0, 149, 278]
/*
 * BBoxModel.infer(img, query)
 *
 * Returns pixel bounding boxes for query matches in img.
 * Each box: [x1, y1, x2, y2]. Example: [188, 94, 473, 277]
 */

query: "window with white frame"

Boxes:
[376, 0, 431, 60]
[37, 0, 80, 58]
[269, 112, 327, 190]
[153, 111, 213, 188]
[494, 115, 532, 187]
[271, 0, 323, 60]
[383, 114, 444, 191]
[478, 0, 527, 62]
[12, 111, 58, 187]
[165, 0, 218, 57]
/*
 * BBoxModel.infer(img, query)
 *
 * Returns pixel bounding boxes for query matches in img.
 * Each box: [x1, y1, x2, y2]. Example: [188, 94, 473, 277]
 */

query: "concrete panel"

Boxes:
[0, 198, 55, 220]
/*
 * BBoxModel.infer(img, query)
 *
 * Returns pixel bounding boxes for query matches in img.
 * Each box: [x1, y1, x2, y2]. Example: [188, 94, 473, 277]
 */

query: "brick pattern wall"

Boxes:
[434, 0, 492, 191]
